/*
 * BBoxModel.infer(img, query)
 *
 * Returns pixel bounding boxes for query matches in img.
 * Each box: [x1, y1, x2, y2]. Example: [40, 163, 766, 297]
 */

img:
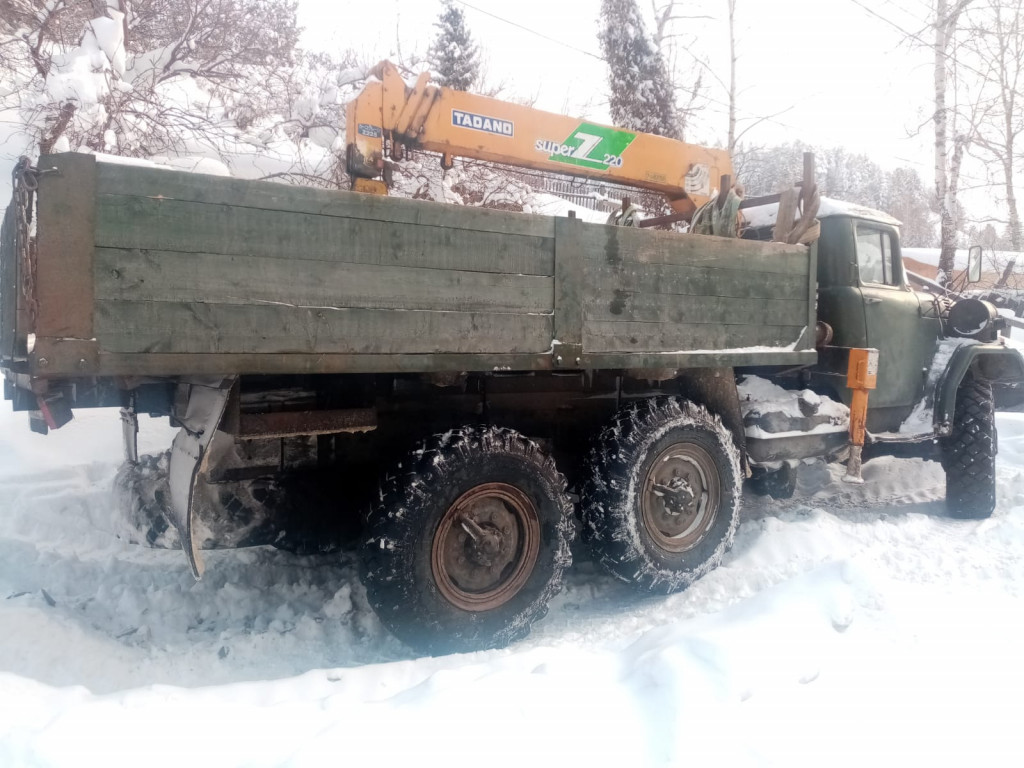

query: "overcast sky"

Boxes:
[298, 0, 939, 176]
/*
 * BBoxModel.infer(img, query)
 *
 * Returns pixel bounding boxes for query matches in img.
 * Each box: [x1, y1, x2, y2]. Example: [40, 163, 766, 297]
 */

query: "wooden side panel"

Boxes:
[95, 197, 554, 276]
[586, 291, 807, 327]
[0, 201, 17, 360]
[94, 302, 553, 355]
[86, 160, 558, 361]
[593, 224, 810, 272]
[94, 249, 554, 314]
[95, 163, 555, 239]
[18, 156, 821, 377]
[35, 154, 96, 338]
[580, 223, 813, 355]
[585, 260, 809, 301]
[552, 216, 584, 361]
[585, 322, 807, 354]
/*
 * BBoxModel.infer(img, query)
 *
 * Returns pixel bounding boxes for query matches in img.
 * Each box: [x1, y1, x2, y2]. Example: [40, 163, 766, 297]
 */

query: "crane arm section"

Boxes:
[345, 61, 731, 217]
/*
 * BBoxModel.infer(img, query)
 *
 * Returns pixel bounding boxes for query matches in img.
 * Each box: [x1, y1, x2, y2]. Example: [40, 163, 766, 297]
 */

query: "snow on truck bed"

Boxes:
[1, 403, 1024, 766]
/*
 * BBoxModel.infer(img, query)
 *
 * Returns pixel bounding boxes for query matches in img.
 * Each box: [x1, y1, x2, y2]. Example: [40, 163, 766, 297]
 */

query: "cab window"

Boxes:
[856, 227, 898, 286]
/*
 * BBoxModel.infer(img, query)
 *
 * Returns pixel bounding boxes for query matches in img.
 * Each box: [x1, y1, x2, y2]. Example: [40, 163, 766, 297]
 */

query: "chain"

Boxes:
[12, 157, 38, 332]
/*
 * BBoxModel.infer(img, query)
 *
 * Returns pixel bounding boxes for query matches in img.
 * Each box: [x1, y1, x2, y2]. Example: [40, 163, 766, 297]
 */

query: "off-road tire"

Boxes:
[581, 398, 742, 594]
[942, 376, 997, 519]
[361, 426, 575, 655]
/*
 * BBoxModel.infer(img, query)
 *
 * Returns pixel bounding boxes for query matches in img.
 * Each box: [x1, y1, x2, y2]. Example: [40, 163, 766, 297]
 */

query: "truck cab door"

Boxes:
[853, 224, 938, 429]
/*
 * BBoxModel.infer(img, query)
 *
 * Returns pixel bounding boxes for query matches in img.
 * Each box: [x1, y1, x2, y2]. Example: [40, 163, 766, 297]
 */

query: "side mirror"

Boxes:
[968, 245, 983, 283]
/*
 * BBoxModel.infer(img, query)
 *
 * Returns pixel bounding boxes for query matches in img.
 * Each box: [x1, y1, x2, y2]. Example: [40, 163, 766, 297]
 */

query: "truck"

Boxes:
[2, 63, 1022, 655]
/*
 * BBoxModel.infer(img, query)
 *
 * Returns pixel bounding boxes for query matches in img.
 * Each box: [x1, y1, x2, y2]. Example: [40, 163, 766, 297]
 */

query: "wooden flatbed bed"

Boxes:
[2, 153, 816, 383]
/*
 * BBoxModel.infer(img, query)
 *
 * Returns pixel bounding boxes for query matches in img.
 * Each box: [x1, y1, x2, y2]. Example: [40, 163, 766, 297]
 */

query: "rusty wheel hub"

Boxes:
[431, 483, 540, 612]
[642, 441, 720, 553]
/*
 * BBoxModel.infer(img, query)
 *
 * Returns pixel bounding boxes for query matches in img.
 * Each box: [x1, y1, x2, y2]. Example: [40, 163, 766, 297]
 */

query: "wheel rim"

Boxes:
[431, 483, 541, 612]
[641, 441, 720, 553]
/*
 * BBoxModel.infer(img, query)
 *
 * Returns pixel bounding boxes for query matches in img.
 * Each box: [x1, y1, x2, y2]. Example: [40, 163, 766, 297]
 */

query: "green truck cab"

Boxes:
[805, 201, 1021, 438]
[2, 155, 1021, 653]
[741, 197, 1023, 515]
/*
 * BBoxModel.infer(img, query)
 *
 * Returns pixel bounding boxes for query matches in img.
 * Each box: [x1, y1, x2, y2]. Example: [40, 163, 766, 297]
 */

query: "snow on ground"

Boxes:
[1, 403, 1024, 766]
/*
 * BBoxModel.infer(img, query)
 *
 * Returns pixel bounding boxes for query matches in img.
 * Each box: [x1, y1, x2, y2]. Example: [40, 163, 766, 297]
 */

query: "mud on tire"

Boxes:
[942, 375, 997, 519]
[581, 398, 742, 594]
[360, 426, 576, 655]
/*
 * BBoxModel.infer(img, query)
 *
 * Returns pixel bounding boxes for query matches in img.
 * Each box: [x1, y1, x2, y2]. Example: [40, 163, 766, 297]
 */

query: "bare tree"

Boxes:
[650, 1, 711, 140]
[726, 0, 736, 154]
[964, 0, 1024, 251]
[0, 0, 299, 161]
[655, 2, 794, 163]
[932, 0, 978, 284]
[232, 50, 367, 189]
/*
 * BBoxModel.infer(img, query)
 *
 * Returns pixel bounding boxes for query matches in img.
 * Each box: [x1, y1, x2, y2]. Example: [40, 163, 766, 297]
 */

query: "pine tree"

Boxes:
[732, 142, 810, 196]
[428, 1, 480, 92]
[598, 0, 679, 138]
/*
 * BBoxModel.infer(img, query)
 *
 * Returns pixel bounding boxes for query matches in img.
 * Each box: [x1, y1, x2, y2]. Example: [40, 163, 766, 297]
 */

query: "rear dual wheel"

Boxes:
[581, 398, 742, 594]
[361, 401, 740, 652]
[361, 426, 575, 655]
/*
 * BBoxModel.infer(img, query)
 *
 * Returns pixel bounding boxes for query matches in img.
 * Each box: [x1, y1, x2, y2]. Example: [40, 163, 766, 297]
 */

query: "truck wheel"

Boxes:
[361, 426, 575, 655]
[942, 376, 997, 519]
[581, 399, 742, 594]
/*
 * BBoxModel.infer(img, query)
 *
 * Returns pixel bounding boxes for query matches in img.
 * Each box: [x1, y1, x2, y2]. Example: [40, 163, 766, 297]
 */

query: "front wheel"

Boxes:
[361, 426, 575, 655]
[942, 376, 997, 519]
[581, 398, 742, 594]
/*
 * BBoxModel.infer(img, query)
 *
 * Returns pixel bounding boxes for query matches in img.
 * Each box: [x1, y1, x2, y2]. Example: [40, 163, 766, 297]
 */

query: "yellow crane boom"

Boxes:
[345, 61, 732, 219]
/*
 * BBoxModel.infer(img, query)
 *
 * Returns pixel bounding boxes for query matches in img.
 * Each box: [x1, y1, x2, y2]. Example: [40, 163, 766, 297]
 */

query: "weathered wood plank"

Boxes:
[85, 351, 554, 376]
[35, 153, 96, 338]
[94, 301, 554, 356]
[585, 291, 808, 327]
[39, 346, 816, 378]
[585, 349, 818, 372]
[0, 202, 17, 360]
[584, 321, 807, 354]
[95, 248, 554, 314]
[95, 161, 556, 239]
[805, 240, 819, 344]
[95, 196, 555, 276]
[553, 215, 584, 354]
[579, 223, 810, 275]
[585, 260, 808, 301]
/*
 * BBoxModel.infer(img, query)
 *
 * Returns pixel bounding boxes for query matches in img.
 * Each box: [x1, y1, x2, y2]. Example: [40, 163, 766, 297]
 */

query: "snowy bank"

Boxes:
[1, 404, 1023, 766]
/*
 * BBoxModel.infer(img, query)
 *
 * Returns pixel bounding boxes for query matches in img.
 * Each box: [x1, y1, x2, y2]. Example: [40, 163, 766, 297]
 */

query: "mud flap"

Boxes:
[167, 377, 235, 579]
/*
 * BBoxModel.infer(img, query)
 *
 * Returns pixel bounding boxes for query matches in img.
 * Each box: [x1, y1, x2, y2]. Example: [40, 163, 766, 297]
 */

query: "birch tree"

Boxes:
[932, 0, 976, 284]
[726, 0, 736, 153]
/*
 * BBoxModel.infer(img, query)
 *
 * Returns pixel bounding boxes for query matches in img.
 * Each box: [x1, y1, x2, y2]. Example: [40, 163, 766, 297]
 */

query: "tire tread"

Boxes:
[581, 398, 742, 594]
[942, 377, 997, 519]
